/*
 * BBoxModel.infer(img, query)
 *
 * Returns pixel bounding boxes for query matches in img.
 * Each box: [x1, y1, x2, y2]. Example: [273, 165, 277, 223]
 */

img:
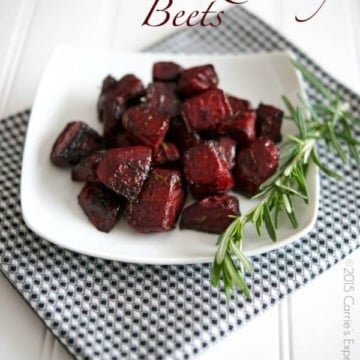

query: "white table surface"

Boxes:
[0, 1, 360, 359]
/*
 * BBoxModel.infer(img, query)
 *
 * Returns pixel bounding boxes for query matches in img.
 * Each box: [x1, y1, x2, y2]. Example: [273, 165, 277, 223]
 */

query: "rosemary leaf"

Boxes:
[263, 204, 277, 242]
[215, 225, 232, 264]
[339, 118, 360, 164]
[290, 167, 306, 200]
[282, 193, 292, 214]
[292, 60, 331, 99]
[273, 197, 282, 228]
[282, 95, 296, 116]
[224, 254, 251, 298]
[311, 148, 342, 180]
[230, 242, 253, 273]
[294, 108, 307, 139]
[211, 260, 222, 287]
[278, 183, 308, 200]
[284, 195, 299, 228]
[326, 122, 348, 162]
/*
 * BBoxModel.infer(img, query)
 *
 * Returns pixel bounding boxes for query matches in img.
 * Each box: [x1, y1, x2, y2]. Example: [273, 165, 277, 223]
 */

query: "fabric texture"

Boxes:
[0, 6, 359, 360]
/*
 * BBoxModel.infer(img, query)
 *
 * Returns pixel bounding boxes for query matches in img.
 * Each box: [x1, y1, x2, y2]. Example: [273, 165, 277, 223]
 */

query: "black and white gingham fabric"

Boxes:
[1, 6, 360, 360]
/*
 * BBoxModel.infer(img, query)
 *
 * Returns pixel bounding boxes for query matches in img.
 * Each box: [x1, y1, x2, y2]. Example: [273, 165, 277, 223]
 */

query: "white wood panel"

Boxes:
[3, 0, 111, 117]
[0, 0, 21, 56]
[348, 0, 360, 72]
[278, 301, 292, 360]
[289, 251, 360, 359]
[0, 0, 38, 118]
[280, 0, 360, 93]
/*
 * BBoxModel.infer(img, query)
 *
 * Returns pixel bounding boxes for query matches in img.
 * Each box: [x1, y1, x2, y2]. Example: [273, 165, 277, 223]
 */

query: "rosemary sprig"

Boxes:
[211, 61, 360, 298]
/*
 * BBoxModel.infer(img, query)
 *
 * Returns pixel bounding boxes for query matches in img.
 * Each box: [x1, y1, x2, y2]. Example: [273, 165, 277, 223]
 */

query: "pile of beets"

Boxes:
[50, 61, 282, 234]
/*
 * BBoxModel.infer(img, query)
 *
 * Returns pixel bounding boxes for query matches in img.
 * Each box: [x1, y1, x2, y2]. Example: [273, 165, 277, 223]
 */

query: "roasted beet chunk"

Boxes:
[154, 142, 180, 167]
[180, 194, 240, 234]
[214, 137, 236, 170]
[234, 138, 279, 196]
[166, 117, 201, 155]
[106, 74, 145, 102]
[228, 95, 252, 113]
[96, 146, 152, 201]
[50, 121, 103, 167]
[97, 74, 145, 124]
[98, 75, 117, 122]
[146, 82, 180, 118]
[78, 183, 124, 232]
[256, 103, 283, 143]
[98, 93, 126, 137]
[181, 89, 232, 133]
[125, 168, 185, 232]
[183, 142, 234, 198]
[100, 75, 117, 94]
[219, 110, 256, 147]
[178, 64, 218, 97]
[106, 132, 133, 149]
[153, 61, 183, 82]
[122, 105, 169, 152]
[71, 151, 106, 182]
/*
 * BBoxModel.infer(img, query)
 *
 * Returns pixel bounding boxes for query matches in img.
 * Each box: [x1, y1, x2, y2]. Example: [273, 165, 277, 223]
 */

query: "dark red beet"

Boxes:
[146, 82, 180, 118]
[105, 132, 133, 149]
[71, 151, 106, 182]
[214, 137, 236, 170]
[78, 183, 124, 232]
[97, 74, 145, 123]
[166, 117, 201, 155]
[122, 105, 169, 152]
[107, 74, 145, 102]
[153, 61, 183, 82]
[50, 121, 103, 167]
[183, 142, 234, 199]
[256, 103, 283, 143]
[234, 138, 280, 196]
[98, 93, 126, 138]
[219, 110, 256, 147]
[178, 64, 218, 97]
[100, 75, 117, 94]
[154, 142, 180, 167]
[125, 168, 186, 232]
[180, 194, 240, 234]
[181, 89, 232, 133]
[96, 146, 152, 201]
[228, 95, 252, 113]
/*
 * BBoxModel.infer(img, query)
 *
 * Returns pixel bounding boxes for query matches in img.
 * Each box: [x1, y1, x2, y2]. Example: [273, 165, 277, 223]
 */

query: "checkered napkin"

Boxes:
[1, 6, 359, 360]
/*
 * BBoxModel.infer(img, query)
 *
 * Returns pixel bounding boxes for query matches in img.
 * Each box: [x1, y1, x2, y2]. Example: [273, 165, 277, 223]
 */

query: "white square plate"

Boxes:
[21, 45, 319, 264]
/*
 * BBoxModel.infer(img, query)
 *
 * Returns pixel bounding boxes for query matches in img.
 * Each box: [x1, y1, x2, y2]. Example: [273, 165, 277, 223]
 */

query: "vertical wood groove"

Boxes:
[276, 0, 285, 31]
[346, 0, 360, 89]
[40, 330, 55, 360]
[94, 0, 122, 48]
[0, 0, 38, 117]
[287, 298, 295, 360]
[278, 300, 292, 360]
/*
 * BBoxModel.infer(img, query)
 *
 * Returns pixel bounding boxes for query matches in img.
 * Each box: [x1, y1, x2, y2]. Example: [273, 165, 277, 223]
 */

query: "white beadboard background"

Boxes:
[0, 1, 359, 359]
